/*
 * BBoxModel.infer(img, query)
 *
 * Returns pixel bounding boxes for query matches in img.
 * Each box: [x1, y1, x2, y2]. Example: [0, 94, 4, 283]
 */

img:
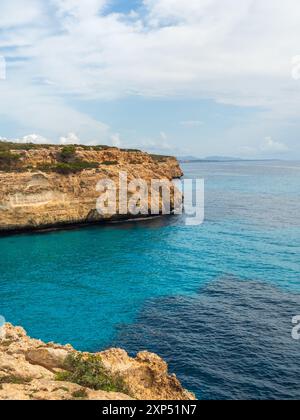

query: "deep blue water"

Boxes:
[0, 161, 300, 400]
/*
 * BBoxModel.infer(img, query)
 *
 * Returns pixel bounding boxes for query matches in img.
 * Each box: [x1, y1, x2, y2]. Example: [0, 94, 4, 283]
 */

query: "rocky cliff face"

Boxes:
[0, 324, 195, 401]
[0, 145, 183, 232]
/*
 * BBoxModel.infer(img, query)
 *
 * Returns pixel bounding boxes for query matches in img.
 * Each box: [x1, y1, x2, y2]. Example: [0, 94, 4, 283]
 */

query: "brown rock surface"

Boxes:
[100, 349, 195, 401]
[0, 324, 195, 401]
[0, 146, 183, 232]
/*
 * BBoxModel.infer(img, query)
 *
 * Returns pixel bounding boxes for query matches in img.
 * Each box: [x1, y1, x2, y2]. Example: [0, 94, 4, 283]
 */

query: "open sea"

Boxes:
[0, 161, 300, 400]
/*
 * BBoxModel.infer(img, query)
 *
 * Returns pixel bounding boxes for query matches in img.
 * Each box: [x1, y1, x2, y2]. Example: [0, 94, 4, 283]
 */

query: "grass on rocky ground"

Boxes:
[55, 353, 129, 395]
[0, 150, 21, 171]
[0, 141, 171, 173]
[71, 389, 89, 400]
[36, 161, 100, 174]
[0, 141, 113, 152]
[0, 375, 32, 385]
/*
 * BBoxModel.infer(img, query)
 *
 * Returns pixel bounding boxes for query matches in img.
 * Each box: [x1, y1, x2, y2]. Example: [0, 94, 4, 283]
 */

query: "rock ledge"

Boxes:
[0, 324, 195, 401]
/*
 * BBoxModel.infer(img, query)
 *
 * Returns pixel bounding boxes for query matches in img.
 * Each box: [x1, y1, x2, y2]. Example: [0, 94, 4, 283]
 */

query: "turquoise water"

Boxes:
[1, 161, 300, 399]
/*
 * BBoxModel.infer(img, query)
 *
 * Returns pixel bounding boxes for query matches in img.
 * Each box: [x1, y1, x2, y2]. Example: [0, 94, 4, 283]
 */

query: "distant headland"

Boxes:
[0, 141, 183, 233]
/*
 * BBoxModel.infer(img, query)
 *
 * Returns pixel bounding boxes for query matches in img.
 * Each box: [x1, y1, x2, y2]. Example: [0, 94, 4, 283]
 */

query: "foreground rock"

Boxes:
[0, 324, 195, 401]
[0, 144, 183, 233]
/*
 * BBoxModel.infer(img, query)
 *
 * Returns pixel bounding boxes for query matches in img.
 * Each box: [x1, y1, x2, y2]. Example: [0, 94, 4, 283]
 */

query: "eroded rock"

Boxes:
[0, 146, 183, 232]
[26, 348, 69, 371]
[0, 324, 195, 401]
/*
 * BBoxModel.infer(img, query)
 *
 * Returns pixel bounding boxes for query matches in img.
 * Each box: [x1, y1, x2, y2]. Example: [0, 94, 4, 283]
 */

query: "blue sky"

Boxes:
[1, 0, 300, 158]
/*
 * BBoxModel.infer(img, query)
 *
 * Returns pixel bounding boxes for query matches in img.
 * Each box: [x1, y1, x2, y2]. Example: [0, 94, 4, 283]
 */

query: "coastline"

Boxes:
[0, 143, 183, 234]
[0, 323, 196, 401]
[0, 213, 177, 237]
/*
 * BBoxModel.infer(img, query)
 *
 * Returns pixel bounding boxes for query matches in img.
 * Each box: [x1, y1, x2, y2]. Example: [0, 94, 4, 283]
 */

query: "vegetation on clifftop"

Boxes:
[0, 150, 21, 171]
[36, 145, 100, 174]
[56, 353, 128, 394]
[0, 141, 113, 152]
[150, 154, 174, 162]
[37, 161, 100, 174]
[0, 140, 176, 174]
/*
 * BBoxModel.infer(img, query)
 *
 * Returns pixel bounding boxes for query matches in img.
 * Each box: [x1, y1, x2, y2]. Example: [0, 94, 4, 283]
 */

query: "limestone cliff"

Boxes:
[0, 324, 195, 401]
[0, 144, 183, 232]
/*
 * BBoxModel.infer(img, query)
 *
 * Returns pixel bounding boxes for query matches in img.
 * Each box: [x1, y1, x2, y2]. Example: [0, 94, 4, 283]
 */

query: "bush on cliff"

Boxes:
[150, 154, 171, 162]
[54, 161, 99, 174]
[0, 151, 21, 171]
[101, 160, 118, 166]
[0, 141, 49, 152]
[37, 161, 99, 174]
[0, 141, 112, 152]
[50, 146, 100, 173]
[59, 145, 77, 163]
[56, 353, 128, 394]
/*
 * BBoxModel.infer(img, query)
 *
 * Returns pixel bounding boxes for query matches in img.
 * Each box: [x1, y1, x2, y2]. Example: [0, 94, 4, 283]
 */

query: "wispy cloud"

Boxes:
[3, 0, 300, 104]
[241, 136, 290, 157]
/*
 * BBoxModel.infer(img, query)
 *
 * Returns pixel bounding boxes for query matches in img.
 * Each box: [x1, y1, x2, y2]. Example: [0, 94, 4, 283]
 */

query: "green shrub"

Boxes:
[129, 160, 142, 165]
[0, 142, 10, 152]
[101, 161, 118, 166]
[150, 154, 172, 162]
[37, 161, 99, 174]
[90, 145, 112, 151]
[56, 353, 128, 393]
[35, 163, 53, 172]
[59, 145, 77, 162]
[122, 148, 141, 153]
[0, 375, 32, 385]
[0, 141, 114, 153]
[0, 151, 21, 170]
[55, 161, 99, 174]
[73, 145, 112, 151]
[0, 141, 52, 151]
[72, 389, 88, 399]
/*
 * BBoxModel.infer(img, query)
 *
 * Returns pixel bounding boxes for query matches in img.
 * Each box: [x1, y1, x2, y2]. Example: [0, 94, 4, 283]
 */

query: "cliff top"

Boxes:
[0, 323, 195, 401]
[0, 141, 183, 232]
[0, 141, 176, 174]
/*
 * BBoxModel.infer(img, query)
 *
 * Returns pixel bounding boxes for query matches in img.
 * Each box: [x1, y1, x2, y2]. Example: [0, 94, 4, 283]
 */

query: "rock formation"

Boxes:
[0, 145, 183, 232]
[0, 324, 195, 401]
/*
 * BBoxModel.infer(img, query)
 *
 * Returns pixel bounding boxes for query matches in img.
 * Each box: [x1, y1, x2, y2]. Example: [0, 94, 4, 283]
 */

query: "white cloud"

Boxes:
[144, 0, 219, 24]
[0, 133, 48, 144]
[240, 136, 290, 157]
[1, 0, 300, 154]
[3, 0, 300, 105]
[135, 131, 180, 155]
[260, 137, 289, 153]
[20, 134, 49, 144]
[1, 131, 113, 147]
[53, 0, 107, 21]
[60, 132, 80, 144]
[0, 0, 42, 28]
[0, 78, 111, 143]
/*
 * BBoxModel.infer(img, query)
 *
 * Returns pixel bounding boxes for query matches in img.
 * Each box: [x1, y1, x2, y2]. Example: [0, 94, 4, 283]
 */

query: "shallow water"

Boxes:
[0, 161, 299, 399]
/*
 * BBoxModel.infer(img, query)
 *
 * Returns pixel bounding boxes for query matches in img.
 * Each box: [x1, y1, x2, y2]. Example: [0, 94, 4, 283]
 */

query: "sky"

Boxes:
[0, 0, 300, 158]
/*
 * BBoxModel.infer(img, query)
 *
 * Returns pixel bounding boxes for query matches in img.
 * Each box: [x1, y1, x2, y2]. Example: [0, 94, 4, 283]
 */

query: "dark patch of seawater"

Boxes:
[114, 276, 300, 400]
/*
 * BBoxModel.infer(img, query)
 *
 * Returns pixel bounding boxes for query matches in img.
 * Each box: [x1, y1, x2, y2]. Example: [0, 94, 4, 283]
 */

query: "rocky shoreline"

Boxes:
[0, 144, 190, 401]
[0, 324, 195, 401]
[0, 144, 183, 233]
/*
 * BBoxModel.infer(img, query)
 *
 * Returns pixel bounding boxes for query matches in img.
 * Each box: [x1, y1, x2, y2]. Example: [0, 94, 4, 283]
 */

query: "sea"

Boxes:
[0, 160, 299, 400]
